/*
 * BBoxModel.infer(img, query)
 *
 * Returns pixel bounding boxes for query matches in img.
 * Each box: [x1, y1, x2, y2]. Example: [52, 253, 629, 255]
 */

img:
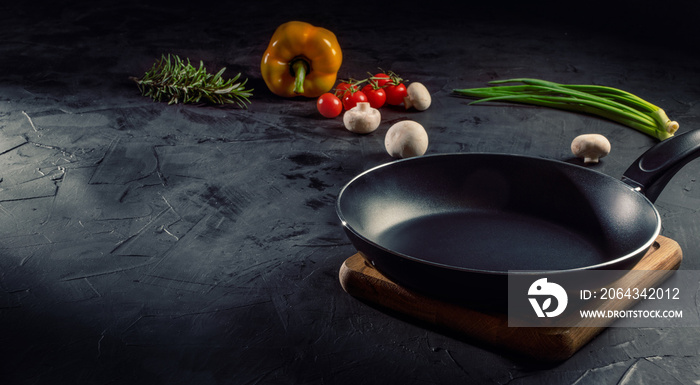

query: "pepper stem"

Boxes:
[291, 59, 310, 94]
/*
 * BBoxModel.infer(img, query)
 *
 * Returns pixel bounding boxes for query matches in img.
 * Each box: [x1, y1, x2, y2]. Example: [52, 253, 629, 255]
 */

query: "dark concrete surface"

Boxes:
[1, 0, 700, 384]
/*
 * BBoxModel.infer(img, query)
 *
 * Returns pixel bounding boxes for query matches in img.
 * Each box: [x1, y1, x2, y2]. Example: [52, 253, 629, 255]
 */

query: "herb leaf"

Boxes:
[131, 54, 253, 107]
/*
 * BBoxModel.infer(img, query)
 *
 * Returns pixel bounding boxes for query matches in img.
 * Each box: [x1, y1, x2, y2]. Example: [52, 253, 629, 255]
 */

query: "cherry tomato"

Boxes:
[361, 84, 386, 109]
[385, 82, 408, 106]
[372, 73, 391, 88]
[334, 81, 359, 98]
[342, 90, 368, 110]
[317, 93, 343, 118]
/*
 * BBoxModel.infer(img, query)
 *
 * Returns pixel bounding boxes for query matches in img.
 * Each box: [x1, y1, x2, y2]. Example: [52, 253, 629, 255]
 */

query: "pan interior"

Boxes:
[375, 210, 607, 271]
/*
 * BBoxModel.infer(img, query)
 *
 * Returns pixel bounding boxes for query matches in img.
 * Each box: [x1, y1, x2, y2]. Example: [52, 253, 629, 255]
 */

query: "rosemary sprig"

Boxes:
[130, 54, 253, 107]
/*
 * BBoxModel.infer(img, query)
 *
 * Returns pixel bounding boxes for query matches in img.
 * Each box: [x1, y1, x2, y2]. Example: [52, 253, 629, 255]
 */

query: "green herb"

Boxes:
[453, 78, 678, 141]
[131, 54, 253, 107]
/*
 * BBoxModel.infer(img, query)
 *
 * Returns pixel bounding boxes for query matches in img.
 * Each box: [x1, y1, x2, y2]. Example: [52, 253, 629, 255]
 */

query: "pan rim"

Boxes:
[336, 152, 662, 275]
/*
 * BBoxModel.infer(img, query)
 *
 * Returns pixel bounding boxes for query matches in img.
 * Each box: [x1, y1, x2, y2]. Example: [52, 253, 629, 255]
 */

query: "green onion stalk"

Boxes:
[453, 78, 678, 140]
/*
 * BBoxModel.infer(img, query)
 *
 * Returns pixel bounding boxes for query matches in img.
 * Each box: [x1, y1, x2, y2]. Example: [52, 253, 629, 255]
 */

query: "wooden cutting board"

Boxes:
[339, 236, 682, 362]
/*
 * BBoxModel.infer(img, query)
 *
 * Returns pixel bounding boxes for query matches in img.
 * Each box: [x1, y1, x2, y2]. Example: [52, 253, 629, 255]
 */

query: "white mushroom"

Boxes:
[385, 120, 429, 158]
[571, 134, 611, 164]
[343, 102, 381, 134]
[403, 82, 431, 111]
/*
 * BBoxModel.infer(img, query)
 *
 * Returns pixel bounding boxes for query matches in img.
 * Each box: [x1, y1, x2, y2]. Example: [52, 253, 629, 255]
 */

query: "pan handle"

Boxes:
[622, 129, 700, 203]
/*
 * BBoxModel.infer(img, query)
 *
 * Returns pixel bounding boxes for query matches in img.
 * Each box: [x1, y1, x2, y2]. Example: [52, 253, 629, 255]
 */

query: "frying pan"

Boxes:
[336, 130, 700, 309]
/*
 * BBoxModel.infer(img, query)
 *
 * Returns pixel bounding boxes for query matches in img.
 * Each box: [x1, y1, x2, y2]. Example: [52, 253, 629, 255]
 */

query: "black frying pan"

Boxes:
[336, 130, 700, 309]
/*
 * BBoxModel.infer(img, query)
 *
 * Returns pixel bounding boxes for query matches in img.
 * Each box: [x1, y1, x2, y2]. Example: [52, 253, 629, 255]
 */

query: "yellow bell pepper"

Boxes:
[261, 21, 343, 98]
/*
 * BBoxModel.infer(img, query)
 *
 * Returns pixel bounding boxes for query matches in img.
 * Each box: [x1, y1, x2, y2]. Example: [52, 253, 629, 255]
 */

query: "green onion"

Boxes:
[453, 78, 678, 141]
